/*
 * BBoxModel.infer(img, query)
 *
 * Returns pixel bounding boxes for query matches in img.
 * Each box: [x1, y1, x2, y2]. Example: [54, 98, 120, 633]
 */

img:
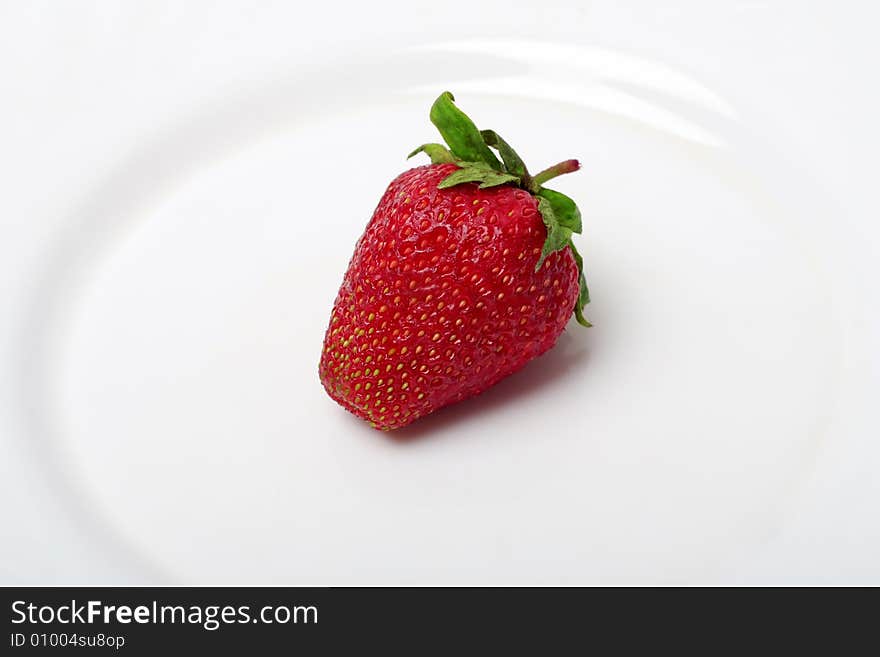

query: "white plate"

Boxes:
[2, 2, 878, 584]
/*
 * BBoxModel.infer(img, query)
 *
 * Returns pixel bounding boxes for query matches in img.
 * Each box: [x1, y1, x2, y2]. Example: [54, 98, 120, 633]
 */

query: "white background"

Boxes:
[1, 1, 878, 584]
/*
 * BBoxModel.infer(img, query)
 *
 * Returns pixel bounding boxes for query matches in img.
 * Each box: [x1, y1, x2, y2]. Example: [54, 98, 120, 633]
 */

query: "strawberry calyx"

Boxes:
[407, 91, 591, 327]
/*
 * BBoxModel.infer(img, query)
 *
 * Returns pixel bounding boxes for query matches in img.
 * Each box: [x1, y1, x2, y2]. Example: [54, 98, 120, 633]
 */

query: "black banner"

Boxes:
[4, 586, 859, 652]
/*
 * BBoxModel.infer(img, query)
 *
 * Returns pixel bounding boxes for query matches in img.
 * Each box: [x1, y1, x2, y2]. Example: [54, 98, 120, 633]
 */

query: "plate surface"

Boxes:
[2, 1, 878, 584]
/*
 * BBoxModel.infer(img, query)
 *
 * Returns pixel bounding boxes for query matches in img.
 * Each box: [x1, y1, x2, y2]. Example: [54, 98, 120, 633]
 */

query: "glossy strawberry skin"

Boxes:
[320, 163, 579, 430]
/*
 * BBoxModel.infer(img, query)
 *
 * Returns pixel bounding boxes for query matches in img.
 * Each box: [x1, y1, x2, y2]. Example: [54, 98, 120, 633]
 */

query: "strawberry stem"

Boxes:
[531, 159, 581, 187]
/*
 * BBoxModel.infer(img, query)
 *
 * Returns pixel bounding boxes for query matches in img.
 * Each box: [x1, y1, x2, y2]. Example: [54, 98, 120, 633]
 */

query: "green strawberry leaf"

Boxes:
[567, 239, 592, 326]
[573, 288, 592, 327]
[478, 172, 522, 189]
[437, 163, 519, 190]
[407, 143, 455, 164]
[536, 188, 581, 233]
[535, 195, 574, 269]
[535, 187, 591, 326]
[430, 92, 503, 169]
[480, 129, 531, 183]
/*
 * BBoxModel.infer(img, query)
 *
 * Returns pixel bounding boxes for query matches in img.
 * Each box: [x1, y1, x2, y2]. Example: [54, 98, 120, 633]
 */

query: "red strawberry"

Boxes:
[320, 92, 590, 430]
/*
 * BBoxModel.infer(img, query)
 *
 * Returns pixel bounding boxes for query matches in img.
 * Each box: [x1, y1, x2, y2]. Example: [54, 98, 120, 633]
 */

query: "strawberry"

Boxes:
[320, 92, 590, 430]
